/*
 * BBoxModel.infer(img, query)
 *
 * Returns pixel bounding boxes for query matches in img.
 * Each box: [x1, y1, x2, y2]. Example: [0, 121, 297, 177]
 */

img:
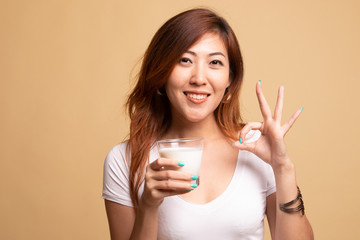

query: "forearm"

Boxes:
[273, 162, 314, 240]
[130, 204, 159, 240]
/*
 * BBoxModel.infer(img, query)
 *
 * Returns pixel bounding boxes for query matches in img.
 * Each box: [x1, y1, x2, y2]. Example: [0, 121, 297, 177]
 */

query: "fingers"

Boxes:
[233, 122, 262, 152]
[282, 107, 303, 135]
[152, 179, 194, 192]
[149, 157, 182, 171]
[151, 169, 193, 181]
[256, 82, 300, 133]
[146, 187, 193, 201]
[142, 180, 195, 206]
[144, 170, 195, 201]
[256, 80, 272, 120]
[147, 158, 194, 184]
[238, 122, 262, 144]
[144, 158, 197, 203]
[274, 86, 284, 122]
[233, 140, 256, 152]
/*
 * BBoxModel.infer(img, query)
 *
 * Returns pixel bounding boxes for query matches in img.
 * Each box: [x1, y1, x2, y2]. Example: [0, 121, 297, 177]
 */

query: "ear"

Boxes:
[226, 78, 231, 88]
[224, 86, 229, 94]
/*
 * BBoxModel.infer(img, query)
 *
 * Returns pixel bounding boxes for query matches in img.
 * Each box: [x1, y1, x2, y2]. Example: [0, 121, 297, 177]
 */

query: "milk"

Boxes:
[158, 147, 203, 176]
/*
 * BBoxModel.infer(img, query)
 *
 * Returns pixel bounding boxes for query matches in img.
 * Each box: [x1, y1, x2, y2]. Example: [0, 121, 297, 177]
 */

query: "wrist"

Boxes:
[139, 195, 162, 211]
[132, 197, 160, 240]
[272, 160, 295, 176]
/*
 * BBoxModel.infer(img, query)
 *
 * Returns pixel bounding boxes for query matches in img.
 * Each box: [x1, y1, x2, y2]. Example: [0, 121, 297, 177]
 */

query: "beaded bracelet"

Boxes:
[279, 186, 305, 215]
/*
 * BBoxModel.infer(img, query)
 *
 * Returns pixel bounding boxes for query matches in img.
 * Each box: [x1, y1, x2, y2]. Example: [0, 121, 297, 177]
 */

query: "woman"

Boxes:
[102, 8, 314, 239]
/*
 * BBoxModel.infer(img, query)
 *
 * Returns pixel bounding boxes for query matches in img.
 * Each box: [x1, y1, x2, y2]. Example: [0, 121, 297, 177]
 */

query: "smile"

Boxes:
[186, 93, 207, 100]
[184, 92, 210, 103]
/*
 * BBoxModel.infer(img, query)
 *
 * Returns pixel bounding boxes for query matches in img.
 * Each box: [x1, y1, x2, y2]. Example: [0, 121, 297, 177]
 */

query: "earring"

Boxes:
[157, 89, 165, 96]
[222, 87, 231, 102]
[222, 94, 231, 103]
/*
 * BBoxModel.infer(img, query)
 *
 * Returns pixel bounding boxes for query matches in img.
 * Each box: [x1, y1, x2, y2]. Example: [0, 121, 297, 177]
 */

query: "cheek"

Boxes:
[165, 76, 184, 106]
[165, 75, 179, 95]
[165, 81, 182, 99]
[213, 72, 230, 91]
[166, 67, 188, 89]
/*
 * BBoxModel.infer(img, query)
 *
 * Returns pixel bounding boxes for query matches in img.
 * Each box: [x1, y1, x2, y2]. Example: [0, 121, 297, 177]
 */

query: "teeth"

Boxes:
[186, 93, 207, 100]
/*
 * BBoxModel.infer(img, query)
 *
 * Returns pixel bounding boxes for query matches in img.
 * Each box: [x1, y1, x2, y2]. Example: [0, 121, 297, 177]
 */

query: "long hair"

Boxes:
[126, 8, 244, 208]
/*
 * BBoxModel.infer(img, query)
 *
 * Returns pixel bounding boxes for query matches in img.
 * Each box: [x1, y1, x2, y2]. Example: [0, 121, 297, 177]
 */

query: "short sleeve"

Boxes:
[244, 130, 276, 197]
[102, 143, 134, 207]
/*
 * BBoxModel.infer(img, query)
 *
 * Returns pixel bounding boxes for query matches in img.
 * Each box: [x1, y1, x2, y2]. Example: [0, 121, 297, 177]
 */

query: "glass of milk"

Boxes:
[157, 138, 204, 185]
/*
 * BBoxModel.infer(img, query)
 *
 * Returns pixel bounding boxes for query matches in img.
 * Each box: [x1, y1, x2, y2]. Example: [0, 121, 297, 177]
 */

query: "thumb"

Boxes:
[233, 141, 255, 152]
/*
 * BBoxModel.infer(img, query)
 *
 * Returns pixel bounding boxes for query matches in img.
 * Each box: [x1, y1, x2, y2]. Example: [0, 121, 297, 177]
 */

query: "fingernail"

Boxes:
[282, 85, 285, 89]
[191, 175, 199, 180]
[178, 162, 185, 167]
[191, 183, 198, 188]
[300, 107, 304, 112]
[259, 80, 262, 86]
[239, 137, 243, 144]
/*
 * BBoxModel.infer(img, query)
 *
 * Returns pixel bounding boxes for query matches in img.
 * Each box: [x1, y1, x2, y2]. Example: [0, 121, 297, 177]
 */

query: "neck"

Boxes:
[163, 114, 224, 142]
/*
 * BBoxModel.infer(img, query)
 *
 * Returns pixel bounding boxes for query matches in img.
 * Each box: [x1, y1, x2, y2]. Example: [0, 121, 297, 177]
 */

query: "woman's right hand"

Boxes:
[140, 158, 196, 208]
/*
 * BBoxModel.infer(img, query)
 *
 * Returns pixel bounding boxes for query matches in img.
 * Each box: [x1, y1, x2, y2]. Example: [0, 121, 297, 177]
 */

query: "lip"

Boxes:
[183, 90, 210, 104]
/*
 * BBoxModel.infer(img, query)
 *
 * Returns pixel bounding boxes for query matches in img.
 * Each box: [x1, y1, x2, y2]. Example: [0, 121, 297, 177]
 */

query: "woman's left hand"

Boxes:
[233, 81, 303, 170]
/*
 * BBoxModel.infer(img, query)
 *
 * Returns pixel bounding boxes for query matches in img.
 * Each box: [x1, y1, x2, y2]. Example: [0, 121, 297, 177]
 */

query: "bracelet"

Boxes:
[279, 186, 305, 215]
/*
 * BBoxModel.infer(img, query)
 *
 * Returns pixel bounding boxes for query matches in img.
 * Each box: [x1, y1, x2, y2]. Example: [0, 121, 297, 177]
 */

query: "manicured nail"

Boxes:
[259, 80, 262, 86]
[178, 162, 185, 167]
[239, 137, 243, 144]
[300, 107, 304, 112]
[191, 183, 198, 188]
[281, 85, 285, 89]
[191, 175, 199, 180]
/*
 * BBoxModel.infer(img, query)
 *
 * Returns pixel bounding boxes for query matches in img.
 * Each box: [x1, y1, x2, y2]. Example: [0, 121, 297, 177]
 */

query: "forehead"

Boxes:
[187, 33, 227, 55]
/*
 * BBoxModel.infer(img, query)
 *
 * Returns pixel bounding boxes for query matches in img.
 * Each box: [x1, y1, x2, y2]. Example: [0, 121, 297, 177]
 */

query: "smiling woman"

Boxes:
[123, 8, 244, 211]
[165, 33, 230, 123]
[102, 8, 313, 240]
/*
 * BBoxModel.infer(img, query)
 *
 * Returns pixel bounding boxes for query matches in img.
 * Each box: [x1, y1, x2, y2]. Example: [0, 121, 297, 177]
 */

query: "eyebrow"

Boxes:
[185, 50, 226, 58]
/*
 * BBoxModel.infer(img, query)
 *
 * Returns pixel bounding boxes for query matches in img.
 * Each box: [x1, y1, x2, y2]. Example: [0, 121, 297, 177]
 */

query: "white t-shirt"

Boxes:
[102, 131, 276, 239]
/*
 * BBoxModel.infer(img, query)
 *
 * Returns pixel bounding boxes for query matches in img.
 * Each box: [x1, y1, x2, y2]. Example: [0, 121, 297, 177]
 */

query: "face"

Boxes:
[165, 33, 230, 124]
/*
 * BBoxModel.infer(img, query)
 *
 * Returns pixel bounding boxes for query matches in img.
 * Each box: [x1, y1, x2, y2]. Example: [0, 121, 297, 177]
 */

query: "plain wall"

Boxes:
[1, 0, 359, 239]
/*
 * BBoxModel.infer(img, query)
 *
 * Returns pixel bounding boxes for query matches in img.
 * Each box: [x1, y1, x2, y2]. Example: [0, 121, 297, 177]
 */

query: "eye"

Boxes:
[179, 57, 192, 64]
[210, 60, 223, 66]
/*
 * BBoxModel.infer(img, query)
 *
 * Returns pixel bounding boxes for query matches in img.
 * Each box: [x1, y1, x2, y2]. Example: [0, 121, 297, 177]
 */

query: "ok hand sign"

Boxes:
[233, 81, 303, 170]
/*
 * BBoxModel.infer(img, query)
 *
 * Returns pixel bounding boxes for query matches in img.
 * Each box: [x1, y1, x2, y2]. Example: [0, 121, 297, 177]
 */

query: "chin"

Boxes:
[186, 117, 203, 123]
[183, 112, 212, 123]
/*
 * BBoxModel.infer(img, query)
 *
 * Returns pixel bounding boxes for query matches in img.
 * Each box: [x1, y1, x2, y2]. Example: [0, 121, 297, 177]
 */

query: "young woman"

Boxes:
[102, 8, 314, 240]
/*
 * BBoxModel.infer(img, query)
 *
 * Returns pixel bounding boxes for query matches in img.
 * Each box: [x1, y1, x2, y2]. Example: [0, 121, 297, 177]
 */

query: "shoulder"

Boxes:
[104, 141, 159, 167]
[109, 141, 128, 154]
[102, 141, 134, 206]
[104, 141, 130, 169]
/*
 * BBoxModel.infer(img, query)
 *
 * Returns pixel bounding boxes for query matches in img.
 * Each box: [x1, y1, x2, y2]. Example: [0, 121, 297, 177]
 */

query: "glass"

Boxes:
[157, 138, 204, 185]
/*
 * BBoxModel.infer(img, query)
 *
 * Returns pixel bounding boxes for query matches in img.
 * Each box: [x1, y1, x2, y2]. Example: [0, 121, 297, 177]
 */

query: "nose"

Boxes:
[190, 62, 207, 86]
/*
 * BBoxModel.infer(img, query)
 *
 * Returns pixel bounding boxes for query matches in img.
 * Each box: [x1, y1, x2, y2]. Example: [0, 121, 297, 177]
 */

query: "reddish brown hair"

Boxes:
[126, 8, 244, 208]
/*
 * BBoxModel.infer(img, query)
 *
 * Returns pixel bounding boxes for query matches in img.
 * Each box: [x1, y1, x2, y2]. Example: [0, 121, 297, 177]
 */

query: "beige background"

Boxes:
[1, 0, 359, 239]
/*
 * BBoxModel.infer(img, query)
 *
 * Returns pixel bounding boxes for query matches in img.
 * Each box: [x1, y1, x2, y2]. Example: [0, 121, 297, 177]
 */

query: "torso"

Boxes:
[180, 137, 239, 204]
[102, 130, 276, 239]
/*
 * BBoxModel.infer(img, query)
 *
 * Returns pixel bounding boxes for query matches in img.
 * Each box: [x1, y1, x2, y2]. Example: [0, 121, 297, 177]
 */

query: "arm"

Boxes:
[104, 199, 159, 240]
[267, 164, 314, 240]
[234, 81, 314, 240]
[104, 158, 195, 240]
[105, 200, 135, 240]
[266, 168, 314, 240]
